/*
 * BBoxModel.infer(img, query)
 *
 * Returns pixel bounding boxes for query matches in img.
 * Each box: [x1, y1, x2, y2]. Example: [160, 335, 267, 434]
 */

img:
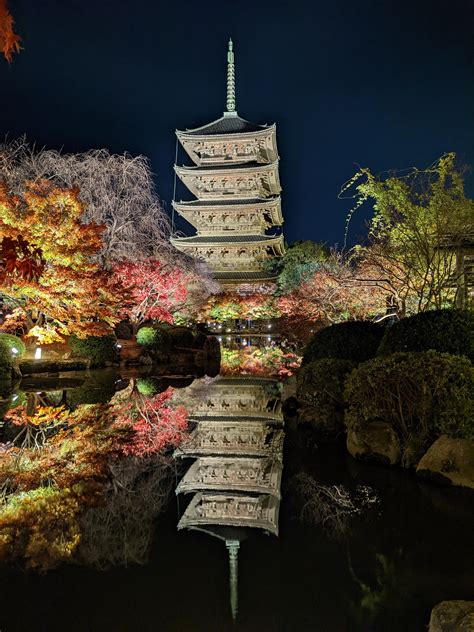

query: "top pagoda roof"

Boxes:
[177, 114, 270, 137]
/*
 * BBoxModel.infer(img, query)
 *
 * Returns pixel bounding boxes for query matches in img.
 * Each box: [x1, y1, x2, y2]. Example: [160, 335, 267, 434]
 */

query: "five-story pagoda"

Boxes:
[171, 39, 285, 286]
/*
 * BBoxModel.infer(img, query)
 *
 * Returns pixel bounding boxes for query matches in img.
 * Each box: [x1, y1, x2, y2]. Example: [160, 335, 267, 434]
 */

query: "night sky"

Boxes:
[1, 0, 473, 246]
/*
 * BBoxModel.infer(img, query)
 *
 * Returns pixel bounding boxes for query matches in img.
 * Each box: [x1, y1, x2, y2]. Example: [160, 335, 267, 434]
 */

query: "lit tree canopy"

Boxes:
[0, 181, 120, 342]
[341, 153, 474, 314]
[0, 139, 172, 267]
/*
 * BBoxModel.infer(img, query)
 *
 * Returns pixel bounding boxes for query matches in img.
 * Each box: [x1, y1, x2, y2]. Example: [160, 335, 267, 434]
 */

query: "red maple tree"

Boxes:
[0, 0, 21, 62]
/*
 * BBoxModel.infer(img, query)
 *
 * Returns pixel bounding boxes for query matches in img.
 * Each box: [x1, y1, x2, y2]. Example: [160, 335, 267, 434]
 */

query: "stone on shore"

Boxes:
[417, 436, 474, 490]
[346, 421, 401, 465]
[429, 600, 474, 631]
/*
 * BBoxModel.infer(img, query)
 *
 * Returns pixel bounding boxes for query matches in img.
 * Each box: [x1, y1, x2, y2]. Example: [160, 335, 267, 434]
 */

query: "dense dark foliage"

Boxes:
[345, 351, 474, 465]
[0, 338, 12, 377]
[69, 335, 117, 367]
[303, 321, 384, 365]
[378, 309, 474, 362]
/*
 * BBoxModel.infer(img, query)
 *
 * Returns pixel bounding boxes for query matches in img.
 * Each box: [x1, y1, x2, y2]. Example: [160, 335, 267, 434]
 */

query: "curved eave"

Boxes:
[171, 234, 285, 248]
[175, 160, 280, 177]
[172, 197, 283, 227]
[176, 121, 276, 139]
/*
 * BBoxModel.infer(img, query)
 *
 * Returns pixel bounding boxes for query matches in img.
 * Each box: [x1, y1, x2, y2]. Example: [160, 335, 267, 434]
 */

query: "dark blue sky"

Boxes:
[1, 0, 473, 245]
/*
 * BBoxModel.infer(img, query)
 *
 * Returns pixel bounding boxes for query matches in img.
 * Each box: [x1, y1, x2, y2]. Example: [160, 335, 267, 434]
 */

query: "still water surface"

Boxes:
[0, 367, 473, 632]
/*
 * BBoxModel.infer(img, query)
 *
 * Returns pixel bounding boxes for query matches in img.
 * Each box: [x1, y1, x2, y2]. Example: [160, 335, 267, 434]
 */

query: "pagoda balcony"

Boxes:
[177, 121, 278, 166]
[172, 197, 283, 233]
[175, 162, 281, 200]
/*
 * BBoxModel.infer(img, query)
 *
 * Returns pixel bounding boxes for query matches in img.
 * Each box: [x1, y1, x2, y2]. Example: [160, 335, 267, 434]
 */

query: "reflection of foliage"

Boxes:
[288, 472, 378, 538]
[77, 455, 175, 569]
[0, 389, 188, 569]
[345, 351, 474, 465]
[220, 345, 301, 378]
[0, 487, 82, 570]
[136, 377, 166, 397]
[203, 292, 280, 322]
[348, 550, 401, 626]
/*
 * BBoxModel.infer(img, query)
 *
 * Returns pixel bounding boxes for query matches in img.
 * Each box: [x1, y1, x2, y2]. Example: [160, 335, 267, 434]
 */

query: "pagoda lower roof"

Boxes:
[176, 161, 275, 172]
[171, 234, 282, 244]
[174, 197, 280, 207]
[177, 114, 270, 136]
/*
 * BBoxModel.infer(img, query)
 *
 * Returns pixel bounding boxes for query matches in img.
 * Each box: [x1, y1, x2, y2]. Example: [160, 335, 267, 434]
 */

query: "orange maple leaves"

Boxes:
[0, 0, 22, 63]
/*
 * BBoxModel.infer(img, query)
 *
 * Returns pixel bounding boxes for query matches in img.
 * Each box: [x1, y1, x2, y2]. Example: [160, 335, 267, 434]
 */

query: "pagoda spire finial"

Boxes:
[225, 38, 237, 115]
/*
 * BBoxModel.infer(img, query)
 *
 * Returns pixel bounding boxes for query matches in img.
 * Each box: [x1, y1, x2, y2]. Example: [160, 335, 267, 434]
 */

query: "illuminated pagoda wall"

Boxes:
[171, 39, 285, 286]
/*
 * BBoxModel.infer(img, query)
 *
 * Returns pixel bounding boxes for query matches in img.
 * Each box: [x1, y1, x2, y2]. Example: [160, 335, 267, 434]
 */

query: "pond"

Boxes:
[0, 360, 473, 631]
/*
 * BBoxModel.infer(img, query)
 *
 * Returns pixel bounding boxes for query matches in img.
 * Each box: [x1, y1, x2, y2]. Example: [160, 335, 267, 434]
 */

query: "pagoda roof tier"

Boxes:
[175, 161, 281, 200]
[176, 457, 283, 498]
[177, 114, 268, 136]
[177, 491, 280, 535]
[176, 118, 278, 166]
[171, 233, 283, 244]
[172, 197, 283, 233]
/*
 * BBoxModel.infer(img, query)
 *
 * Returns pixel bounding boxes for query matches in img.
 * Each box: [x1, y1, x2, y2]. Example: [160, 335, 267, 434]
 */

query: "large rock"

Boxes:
[417, 436, 474, 490]
[346, 421, 401, 465]
[429, 600, 474, 631]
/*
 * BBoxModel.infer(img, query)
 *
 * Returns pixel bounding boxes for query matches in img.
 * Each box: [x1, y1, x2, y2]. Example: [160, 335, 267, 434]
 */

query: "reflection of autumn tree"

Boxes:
[0, 388, 189, 569]
[78, 455, 176, 568]
[220, 346, 301, 378]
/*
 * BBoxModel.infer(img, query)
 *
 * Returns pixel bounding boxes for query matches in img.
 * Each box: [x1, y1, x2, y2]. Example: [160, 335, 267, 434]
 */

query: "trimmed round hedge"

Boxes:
[69, 334, 117, 367]
[0, 333, 26, 358]
[303, 321, 384, 365]
[378, 309, 474, 362]
[345, 351, 474, 464]
[297, 359, 355, 433]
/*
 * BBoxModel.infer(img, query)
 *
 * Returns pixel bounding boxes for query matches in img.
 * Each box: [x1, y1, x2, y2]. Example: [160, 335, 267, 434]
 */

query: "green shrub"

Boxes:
[345, 351, 474, 465]
[69, 335, 117, 367]
[0, 333, 26, 358]
[303, 321, 384, 365]
[378, 309, 474, 362]
[297, 359, 355, 434]
[0, 339, 13, 378]
[136, 327, 172, 349]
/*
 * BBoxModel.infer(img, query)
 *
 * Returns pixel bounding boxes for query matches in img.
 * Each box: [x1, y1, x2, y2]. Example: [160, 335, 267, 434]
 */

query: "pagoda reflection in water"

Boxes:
[174, 375, 284, 620]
